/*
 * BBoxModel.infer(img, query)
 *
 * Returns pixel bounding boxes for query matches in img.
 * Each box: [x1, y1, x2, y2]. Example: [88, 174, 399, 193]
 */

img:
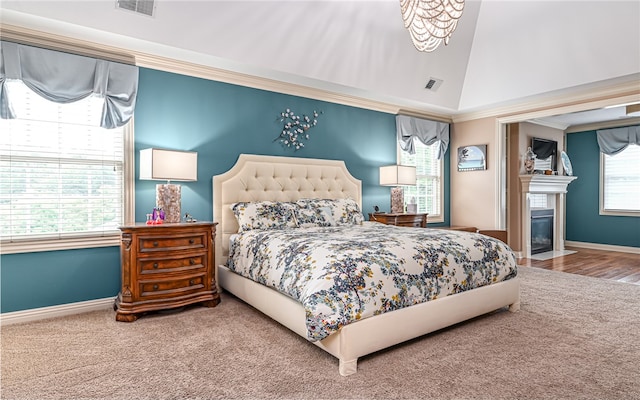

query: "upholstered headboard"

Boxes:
[212, 154, 362, 267]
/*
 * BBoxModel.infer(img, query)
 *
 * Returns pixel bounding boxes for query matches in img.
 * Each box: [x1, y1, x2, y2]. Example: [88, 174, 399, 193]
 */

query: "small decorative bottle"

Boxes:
[524, 147, 536, 174]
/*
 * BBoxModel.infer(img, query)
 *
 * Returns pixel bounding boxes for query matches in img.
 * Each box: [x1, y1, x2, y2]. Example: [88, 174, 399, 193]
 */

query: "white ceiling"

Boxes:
[1, 0, 639, 126]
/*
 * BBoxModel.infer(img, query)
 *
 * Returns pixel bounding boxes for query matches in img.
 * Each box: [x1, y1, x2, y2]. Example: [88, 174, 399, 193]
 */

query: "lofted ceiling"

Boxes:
[1, 0, 639, 126]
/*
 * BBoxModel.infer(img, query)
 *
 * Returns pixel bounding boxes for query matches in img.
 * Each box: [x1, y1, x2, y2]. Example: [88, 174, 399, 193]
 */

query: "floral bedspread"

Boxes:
[227, 222, 518, 341]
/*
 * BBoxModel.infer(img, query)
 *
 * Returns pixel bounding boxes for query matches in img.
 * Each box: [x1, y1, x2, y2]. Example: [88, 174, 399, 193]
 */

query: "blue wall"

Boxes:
[566, 130, 640, 247]
[1, 67, 451, 313]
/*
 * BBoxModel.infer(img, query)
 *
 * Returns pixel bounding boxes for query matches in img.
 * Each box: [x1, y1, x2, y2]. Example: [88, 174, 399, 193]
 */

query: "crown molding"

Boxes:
[525, 119, 571, 131]
[454, 80, 640, 124]
[565, 117, 640, 133]
[2, 21, 635, 127]
[0, 22, 452, 123]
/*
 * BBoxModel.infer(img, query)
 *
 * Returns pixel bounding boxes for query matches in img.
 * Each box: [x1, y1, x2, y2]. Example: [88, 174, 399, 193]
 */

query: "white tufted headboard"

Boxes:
[212, 154, 362, 267]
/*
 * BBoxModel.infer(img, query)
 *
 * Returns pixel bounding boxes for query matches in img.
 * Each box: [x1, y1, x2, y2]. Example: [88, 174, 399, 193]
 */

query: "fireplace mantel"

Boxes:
[520, 175, 578, 194]
[519, 175, 578, 258]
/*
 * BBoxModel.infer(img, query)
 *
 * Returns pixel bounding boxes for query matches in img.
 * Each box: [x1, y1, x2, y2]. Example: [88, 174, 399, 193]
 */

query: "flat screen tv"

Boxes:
[531, 137, 557, 172]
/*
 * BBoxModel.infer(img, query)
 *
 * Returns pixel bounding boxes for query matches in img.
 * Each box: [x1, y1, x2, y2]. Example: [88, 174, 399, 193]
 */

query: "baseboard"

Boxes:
[565, 241, 640, 255]
[0, 297, 115, 326]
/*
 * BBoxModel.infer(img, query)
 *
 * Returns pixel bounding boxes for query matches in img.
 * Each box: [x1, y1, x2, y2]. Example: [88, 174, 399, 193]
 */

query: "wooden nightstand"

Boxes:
[369, 213, 427, 228]
[114, 222, 220, 322]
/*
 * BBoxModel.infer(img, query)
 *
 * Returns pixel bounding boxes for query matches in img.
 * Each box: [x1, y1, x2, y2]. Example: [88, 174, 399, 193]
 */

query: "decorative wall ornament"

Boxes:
[457, 144, 487, 172]
[274, 108, 321, 150]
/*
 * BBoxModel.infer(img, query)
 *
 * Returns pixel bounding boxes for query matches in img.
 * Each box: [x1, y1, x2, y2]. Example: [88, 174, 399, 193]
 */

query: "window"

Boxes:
[0, 81, 132, 253]
[600, 144, 640, 216]
[398, 138, 443, 222]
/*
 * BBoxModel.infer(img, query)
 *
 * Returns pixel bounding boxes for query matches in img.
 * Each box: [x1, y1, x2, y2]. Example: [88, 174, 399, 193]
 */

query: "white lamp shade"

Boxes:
[140, 148, 198, 182]
[379, 165, 416, 186]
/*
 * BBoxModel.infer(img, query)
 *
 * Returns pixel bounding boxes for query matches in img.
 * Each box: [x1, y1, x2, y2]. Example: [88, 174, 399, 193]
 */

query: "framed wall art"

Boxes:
[457, 144, 487, 172]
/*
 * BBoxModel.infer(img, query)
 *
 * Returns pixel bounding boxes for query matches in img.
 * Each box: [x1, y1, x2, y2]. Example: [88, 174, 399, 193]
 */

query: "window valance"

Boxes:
[396, 115, 449, 159]
[596, 125, 640, 155]
[0, 40, 138, 129]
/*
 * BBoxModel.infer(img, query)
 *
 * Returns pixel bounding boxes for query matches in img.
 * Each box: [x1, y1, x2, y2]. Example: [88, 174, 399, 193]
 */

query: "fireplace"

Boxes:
[519, 175, 577, 258]
[531, 209, 554, 254]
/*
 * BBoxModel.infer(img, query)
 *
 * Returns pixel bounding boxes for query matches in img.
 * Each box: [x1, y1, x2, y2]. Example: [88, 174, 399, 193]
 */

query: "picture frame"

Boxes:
[457, 144, 487, 172]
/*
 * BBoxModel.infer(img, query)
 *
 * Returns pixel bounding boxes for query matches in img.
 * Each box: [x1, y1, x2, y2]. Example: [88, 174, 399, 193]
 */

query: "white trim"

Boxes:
[1, 234, 120, 254]
[495, 120, 506, 230]
[124, 120, 136, 225]
[0, 297, 115, 326]
[456, 82, 640, 124]
[599, 150, 640, 217]
[565, 241, 640, 255]
[565, 117, 640, 134]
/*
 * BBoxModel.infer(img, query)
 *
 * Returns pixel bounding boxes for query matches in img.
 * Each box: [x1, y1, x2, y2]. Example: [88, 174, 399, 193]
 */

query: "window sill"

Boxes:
[1, 234, 120, 254]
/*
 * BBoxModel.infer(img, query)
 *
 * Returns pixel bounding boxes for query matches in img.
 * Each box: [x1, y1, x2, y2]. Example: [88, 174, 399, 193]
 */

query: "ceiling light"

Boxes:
[400, 0, 465, 52]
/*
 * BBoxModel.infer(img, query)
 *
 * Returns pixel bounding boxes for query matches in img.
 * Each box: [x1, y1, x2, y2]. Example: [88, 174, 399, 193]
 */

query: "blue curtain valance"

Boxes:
[396, 115, 449, 159]
[596, 125, 640, 155]
[0, 40, 138, 129]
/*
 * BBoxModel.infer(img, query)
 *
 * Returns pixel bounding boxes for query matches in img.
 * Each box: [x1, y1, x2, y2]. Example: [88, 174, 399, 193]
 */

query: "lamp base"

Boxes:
[156, 184, 181, 223]
[390, 187, 404, 214]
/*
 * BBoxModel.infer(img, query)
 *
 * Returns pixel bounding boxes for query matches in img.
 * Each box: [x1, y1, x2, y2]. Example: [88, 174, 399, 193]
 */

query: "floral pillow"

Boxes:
[296, 198, 364, 226]
[231, 201, 298, 232]
[296, 203, 335, 228]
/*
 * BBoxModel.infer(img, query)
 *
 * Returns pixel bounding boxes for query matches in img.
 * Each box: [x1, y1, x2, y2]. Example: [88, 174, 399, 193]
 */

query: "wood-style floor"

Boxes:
[518, 247, 640, 285]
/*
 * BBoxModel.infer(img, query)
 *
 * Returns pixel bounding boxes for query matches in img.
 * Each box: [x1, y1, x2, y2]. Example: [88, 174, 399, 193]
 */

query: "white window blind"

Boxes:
[601, 145, 640, 215]
[399, 138, 443, 221]
[0, 81, 125, 244]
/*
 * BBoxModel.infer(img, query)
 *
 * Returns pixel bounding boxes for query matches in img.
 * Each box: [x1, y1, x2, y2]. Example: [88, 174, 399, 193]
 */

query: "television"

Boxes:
[531, 137, 557, 172]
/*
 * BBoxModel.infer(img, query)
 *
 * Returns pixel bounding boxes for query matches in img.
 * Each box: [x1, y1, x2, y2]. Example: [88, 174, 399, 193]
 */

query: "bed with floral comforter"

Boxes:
[228, 222, 518, 342]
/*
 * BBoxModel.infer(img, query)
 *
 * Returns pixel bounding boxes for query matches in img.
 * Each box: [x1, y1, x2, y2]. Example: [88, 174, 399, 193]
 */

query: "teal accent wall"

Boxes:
[1, 67, 451, 313]
[1, 247, 120, 312]
[566, 130, 640, 247]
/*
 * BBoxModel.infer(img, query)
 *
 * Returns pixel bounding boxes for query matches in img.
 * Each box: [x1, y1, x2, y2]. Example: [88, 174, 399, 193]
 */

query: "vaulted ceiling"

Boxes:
[1, 0, 639, 125]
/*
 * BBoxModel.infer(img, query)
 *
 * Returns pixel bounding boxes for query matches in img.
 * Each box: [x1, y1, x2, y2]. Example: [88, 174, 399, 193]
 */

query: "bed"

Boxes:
[213, 154, 520, 376]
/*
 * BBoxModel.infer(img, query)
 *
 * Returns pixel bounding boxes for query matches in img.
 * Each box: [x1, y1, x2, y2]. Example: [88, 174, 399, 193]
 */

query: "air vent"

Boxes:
[116, 0, 155, 17]
[425, 77, 443, 92]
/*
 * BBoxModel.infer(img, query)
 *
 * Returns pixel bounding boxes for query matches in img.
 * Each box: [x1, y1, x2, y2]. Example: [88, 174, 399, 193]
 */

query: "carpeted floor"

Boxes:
[1, 266, 639, 400]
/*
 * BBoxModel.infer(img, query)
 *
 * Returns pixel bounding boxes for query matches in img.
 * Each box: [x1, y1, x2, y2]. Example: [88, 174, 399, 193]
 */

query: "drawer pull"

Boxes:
[189, 239, 195, 244]
[153, 263, 159, 269]
[153, 284, 159, 290]
[190, 279, 195, 285]
[152, 241, 158, 247]
[189, 259, 195, 265]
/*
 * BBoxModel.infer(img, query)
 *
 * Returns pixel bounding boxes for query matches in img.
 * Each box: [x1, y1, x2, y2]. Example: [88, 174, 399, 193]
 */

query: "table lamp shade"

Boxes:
[140, 148, 198, 223]
[379, 165, 416, 214]
[139, 148, 198, 182]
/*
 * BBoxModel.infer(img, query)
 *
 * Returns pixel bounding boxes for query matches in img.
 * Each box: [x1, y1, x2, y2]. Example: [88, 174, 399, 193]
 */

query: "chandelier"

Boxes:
[400, 0, 465, 52]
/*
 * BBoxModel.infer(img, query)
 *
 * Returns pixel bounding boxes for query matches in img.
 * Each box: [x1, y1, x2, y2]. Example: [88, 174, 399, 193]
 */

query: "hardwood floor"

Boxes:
[518, 247, 640, 285]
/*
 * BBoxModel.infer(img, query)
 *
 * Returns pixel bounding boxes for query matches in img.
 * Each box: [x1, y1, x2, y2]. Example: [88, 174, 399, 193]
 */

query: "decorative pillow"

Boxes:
[231, 201, 298, 232]
[296, 198, 364, 226]
[296, 203, 336, 228]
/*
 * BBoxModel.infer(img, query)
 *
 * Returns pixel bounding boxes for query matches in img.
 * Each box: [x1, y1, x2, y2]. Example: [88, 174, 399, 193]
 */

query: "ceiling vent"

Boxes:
[425, 77, 443, 92]
[116, 0, 155, 17]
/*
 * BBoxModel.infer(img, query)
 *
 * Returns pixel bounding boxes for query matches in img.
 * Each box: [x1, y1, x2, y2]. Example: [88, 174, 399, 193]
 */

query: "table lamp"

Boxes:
[379, 165, 416, 214]
[139, 148, 198, 223]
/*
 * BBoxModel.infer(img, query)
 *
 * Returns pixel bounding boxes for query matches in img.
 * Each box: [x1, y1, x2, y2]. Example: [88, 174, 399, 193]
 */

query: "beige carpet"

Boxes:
[2, 266, 639, 400]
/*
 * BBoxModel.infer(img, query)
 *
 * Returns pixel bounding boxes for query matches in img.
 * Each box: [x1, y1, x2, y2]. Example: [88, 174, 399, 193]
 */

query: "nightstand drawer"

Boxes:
[140, 274, 205, 298]
[139, 255, 206, 275]
[138, 233, 207, 253]
[369, 213, 427, 228]
[402, 220, 424, 228]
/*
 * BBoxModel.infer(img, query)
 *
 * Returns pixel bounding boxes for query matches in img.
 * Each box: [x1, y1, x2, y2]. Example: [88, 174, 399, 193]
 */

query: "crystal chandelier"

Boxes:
[400, 0, 465, 52]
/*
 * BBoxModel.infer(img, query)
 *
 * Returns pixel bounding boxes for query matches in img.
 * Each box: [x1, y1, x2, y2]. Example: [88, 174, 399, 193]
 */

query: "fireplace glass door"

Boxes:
[531, 209, 554, 254]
